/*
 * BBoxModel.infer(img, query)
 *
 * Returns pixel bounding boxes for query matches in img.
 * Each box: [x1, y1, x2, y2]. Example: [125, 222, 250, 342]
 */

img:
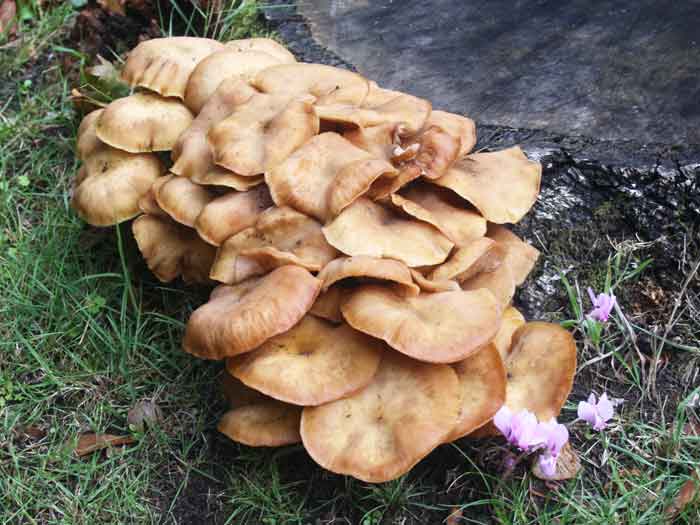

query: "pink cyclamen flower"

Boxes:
[578, 392, 614, 431]
[587, 287, 616, 322]
[494, 406, 548, 452]
[536, 419, 569, 477]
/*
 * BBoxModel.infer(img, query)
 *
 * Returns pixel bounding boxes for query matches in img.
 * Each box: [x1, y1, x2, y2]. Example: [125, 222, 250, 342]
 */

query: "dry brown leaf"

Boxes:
[531, 443, 581, 481]
[97, 0, 126, 16]
[446, 507, 463, 525]
[74, 433, 135, 457]
[665, 471, 700, 520]
[127, 400, 162, 432]
[0, 1, 16, 37]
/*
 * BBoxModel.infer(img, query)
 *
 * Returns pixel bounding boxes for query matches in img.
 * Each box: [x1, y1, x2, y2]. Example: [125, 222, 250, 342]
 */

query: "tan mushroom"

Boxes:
[266, 132, 397, 221]
[96, 92, 194, 153]
[428, 237, 504, 283]
[194, 185, 273, 246]
[322, 198, 454, 268]
[317, 256, 420, 296]
[137, 174, 172, 218]
[487, 224, 540, 285]
[309, 286, 344, 323]
[426, 110, 476, 157]
[227, 315, 382, 406]
[343, 122, 397, 160]
[191, 166, 264, 190]
[121, 36, 224, 99]
[341, 285, 502, 363]
[183, 265, 321, 360]
[432, 147, 541, 224]
[300, 351, 461, 482]
[460, 257, 516, 309]
[225, 37, 296, 63]
[154, 175, 217, 227]
[409, 269, 460, 293]
[491, 306, 526, 360]
[218, 400, 302, 447]
[210, 206, 338, 284]
[132, 215, 216, 283]
[445, 343, 506, 442]
[220, 371, 266, 408]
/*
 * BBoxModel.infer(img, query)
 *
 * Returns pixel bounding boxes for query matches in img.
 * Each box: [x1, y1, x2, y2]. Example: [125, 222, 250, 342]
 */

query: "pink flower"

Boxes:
[587, 287, 616, 322]
[493, 406, 544, 452]
[536, 419, 569, 476]
[578, 392, 614, 430]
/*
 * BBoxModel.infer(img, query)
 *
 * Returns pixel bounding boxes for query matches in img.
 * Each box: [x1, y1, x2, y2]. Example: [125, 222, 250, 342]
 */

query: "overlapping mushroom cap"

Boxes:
[218, 399, 302, 447]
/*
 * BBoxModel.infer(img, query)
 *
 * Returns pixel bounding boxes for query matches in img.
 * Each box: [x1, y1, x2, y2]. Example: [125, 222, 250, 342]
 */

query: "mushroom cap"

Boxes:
[227, 315, 383, 406]
[184, 50, 285, 113]
[503, 322, 577, 421]
[121, 36, 224, 99]
[492, 306, 526, 360]
[154, 175, 216, 227]
[266, 132, 397, 221]
[460, 258, 516, 309]
[426, 110, 476, 157]
[445, 343, 506, 442]
[487, 224, 540, 285]
[409, 268, 460, 293]
[194, 185, 273, 246]
[137, 174, 172, 218]
[317, 256, 419, 296]
[341, 285, 502, 363]
[225, 37, 296, 63]
[76, 109, 104, 160]
[343, 122, 397, 160]
[309, 286, 344, 323]
[254, 63, 369, 105]
[397, 125, 461, 180]
[432, 147, 541, 224]
[191, 166, 264, 190]
[218, 400, 302, 447]
[209, 91, 319, 176]
[132, 215, 216, 283]
[322, 198, 454, 268]
[428, 238, 503, 283]
[220, 371, 266, 408]
[399, 182, 486, 246]
[96, 92, 194, 153]
[183, 265, 321, 360]
[171, 78, 257, 179]
[209, 206, 338, 284]
[300, 351, 461, 483]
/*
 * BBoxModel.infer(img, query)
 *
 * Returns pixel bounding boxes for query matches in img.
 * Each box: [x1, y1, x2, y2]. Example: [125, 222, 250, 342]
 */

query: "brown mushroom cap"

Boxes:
[266, 132, 397, 221]
[322, 198, 454, 268]
[194, 185, 273, 246]
[154, 175, 216, 227]
[445, 343, 506, 442]
[132, 215, 216, 283]
[341, 285, 502, 363]
[76, 109, 104, 160]
[409, 269, 460, 293]
[343, 122, 397, 160]
[396, 125, 461, 180]
[218, 400, 302, 447]
[502, 322, 577, 421]
[96, 92, 194, 153]
[318, 256, 420, 296]
[184, 50, 285, 113]
[227, 315, 383, 406]
[183, 265, 321, 360]
[300, 351, 461, 482]
[487, 224, 540, 285]
[428, 238, 503, 283]
[121, 36, 224, 99]
[209, 90, 319, 176]
[137, 174, 171, 218]
[432, 147, 541, 224]
[309, 286, 344, 323]
[190, 166, 264, 190]
[492, 306, 526, 360]
[225, 37, 296, 63]
[460, 258, 516, 309]
[210, 206, 338, 284]
[254, 63, 369, 105]
[426, 110, 477, 157]
[220, 371, 266, 408]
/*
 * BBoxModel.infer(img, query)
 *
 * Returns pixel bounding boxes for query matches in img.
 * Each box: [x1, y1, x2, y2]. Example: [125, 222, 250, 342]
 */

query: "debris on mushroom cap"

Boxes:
[195, 185, 273, 246]
[409, 268, 460, 293]
[318, 256, 420, 296]
[154, 175, 216, 228]
[220, 370, 266, 408]
[254, 63, 369, 105]
[394, 125, 461, 180]
[138, 174, 172, 218]
[309, 286, 344, 323]
[121, 36, 224, 99]
[491, 306, 526, 360]
[171, 78, 257, 179]
[428, 237, 503, 283]
[184, 50, 286, 114]
[487, 224, 540, 285]
[425, 110, 477, 157]
[300, 351, 461, 482]
[432, 146, 542, 224]
[210, 206, 338, 284]
[341, 284, 502, 363]
[225, 37, 297, 64]
[96, 92, 194, 153]
[314, 84, 431, 135]
[445, 343, 506, 442]
[501, 322, 577, 422]
[209, 89, 319, 176]
[183, 265, 321, 360]
[190, 166, 264, 190]
[227, 315, 383, 406]
[460, 256, 516, 309]
[218, 399, 302, 447]
[322, 198, 454, 268]
[266, 132, 398, 221]
[132, 215, 216, 283]
[399, 182, 487, 246]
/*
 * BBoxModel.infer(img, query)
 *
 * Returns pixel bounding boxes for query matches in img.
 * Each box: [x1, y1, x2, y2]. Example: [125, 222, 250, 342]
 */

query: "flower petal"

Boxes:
[578, 400, 597, 425]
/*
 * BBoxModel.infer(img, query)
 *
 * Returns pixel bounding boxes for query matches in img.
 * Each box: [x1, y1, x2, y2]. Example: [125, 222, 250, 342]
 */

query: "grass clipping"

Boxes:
[70, 36, 577, 483]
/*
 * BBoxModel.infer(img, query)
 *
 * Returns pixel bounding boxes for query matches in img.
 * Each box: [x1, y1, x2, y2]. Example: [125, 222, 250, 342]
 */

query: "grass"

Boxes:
[1, 2, 699, 524]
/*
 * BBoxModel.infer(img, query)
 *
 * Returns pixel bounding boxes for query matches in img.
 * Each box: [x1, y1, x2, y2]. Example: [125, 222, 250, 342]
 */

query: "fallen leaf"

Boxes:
[446, 507, 462, 525]
[127, 399, 162, 432]
[22, 425, 46, 440]
[684, 420, 700, 437]
[0, 0, 17, 37]
[70, 88, 107, 114]
[97, 0, 125, 16]
[531, 443, 581, 481]
[665, 471, 700, 520]
[74, 433, 135, 457]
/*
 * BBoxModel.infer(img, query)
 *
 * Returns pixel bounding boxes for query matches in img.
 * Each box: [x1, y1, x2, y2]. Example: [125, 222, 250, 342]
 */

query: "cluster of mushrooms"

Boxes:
[71, 37, 577, 483]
